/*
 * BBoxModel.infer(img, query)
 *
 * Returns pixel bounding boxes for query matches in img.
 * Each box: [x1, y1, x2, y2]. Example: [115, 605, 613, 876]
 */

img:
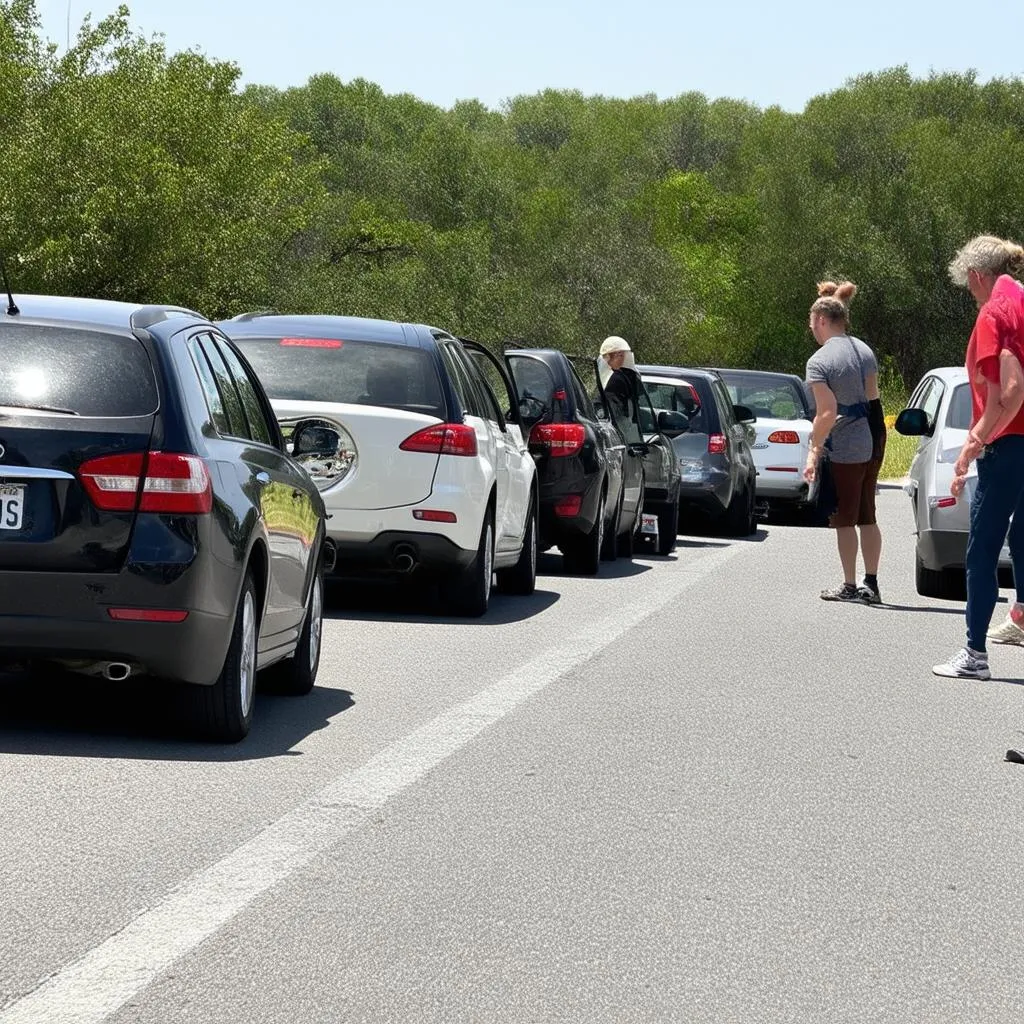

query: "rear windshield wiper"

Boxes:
[0, 403, 80, 416]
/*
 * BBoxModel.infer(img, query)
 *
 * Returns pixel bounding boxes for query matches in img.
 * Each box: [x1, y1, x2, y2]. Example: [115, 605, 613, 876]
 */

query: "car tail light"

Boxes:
[708, 433, 727, 454]
[765, 466, 799, 473]
[529, 423, 585, 457]
[78, 452, 212, 514]
[108, 608, 189, 622]
[554, 495, 583, 517]
[768, 430, 800, 444]
[929, 496, 957, 509]
[413, 509, 458, 523]
[400, 424, 478, 457]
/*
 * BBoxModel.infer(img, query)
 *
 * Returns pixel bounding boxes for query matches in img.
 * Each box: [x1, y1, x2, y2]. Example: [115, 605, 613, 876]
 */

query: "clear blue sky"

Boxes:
[35, 0, 1022, 112]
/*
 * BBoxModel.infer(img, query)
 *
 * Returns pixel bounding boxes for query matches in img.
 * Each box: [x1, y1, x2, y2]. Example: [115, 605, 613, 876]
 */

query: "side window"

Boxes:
[198, 335, 249, 439]
[569, 364, 597, 420]
[713, 379, 737, 428]
[918, 377, 945, 432]
[214, 339, 275, 446]
[187, 336, 230, 435]
[463, 348, 510, 428]
[437, 342, 479, 419]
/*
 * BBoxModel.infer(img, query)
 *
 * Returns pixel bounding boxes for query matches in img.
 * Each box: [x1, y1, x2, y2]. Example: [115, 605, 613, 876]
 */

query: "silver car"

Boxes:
[896, 365, 1011, 599]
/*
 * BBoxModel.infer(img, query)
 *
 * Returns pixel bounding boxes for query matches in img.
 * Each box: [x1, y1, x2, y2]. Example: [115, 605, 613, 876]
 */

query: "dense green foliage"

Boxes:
[3, 0, 1020, 389]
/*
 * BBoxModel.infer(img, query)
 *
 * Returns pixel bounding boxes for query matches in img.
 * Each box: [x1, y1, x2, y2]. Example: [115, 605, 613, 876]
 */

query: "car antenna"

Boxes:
[0, 257, 19, 316]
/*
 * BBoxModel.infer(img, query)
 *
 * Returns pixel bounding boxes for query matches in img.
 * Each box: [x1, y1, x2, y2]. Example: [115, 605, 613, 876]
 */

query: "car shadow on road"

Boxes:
[325, 579, 561, 624]
[0, 669, 354, 760]
[538, 553, 652, 580]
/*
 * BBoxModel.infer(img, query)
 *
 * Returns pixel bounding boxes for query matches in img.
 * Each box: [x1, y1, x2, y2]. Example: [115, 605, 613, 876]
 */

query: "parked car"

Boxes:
[638, 365, 758, 536]
[501, 347, 645, 571]
[0, 294, 328, 742]
[896, 365, 1011, 600]
[715, 367, 820, 517]
[218, 313, 538, 618]
[572, 355, 684, 555]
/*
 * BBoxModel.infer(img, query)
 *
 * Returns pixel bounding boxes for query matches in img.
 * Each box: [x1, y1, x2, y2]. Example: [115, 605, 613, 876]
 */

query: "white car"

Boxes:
[896, 365, 1011, 600]
[716, 367, 820, 516]
[219, 314, 538, 617]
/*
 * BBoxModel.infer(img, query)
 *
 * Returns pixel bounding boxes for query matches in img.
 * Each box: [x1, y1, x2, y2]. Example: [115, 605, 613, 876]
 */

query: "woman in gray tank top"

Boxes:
[803, 281, 887, 604]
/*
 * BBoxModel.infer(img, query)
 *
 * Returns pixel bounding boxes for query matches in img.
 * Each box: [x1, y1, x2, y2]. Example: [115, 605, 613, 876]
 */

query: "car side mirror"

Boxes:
[895, 407, 930, 437]
[286, 417, 356, 491]
[733, 404, 756, 424]
[657, 409, 689, 437]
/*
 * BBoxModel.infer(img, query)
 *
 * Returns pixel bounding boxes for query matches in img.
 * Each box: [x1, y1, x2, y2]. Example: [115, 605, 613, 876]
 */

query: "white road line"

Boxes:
[0, 541, 747, 1024]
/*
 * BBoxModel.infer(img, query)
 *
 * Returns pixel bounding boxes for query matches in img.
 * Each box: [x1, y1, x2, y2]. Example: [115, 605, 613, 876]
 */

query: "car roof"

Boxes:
[638, 364, 720, 382]
[924, 366, 968, 382]
[713, 367, 803, 383]
[4, 293, 208, 334]
[642, 374, 694, 387]
[217, 312, 438, 347]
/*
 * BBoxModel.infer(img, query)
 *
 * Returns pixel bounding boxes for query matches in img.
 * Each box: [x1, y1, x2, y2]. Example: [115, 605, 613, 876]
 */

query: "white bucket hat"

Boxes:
[598, 335, 636, 386]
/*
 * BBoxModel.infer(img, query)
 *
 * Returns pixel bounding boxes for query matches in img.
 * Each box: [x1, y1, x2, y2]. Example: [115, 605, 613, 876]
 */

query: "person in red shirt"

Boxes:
[934, 236, 1024, 680]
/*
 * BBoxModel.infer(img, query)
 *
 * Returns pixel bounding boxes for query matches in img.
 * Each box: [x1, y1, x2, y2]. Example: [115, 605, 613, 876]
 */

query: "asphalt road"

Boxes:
[2, 485, 1024, 1023]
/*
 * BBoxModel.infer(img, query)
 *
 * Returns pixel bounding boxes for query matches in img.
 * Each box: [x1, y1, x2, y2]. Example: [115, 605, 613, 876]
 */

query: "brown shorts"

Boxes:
[829, 459, 881, 528]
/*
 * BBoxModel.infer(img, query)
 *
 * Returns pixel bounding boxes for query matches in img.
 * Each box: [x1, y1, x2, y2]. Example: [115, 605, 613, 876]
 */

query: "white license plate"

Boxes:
[0, 485, 25, 530]
[641, 513, 659, 536]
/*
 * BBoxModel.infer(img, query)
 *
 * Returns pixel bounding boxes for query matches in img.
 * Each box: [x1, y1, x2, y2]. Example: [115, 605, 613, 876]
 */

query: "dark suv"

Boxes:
[638, 365, 758, 536]
[0, 294, 328, 741]
[504, 347, 645, 572]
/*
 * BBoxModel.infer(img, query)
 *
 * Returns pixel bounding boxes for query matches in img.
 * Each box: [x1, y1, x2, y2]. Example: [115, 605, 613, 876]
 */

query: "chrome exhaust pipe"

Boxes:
[103, 662, 132, 681]
[392, 544, 418, 574]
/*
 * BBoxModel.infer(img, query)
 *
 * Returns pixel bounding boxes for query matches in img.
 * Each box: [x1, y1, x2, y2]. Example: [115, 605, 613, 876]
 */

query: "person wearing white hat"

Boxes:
[598, 336, 640, 422]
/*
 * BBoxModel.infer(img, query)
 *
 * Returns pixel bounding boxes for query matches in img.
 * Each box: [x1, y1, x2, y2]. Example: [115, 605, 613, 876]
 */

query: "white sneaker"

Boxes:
[933, 647, 991, 680]
[988, 615, 1024, 646]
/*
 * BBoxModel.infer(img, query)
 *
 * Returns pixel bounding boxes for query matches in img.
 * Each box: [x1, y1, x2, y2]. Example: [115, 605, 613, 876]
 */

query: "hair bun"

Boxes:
[817, 280, 838, 297]
[835, 281, 858, 303]
[1008, 244, 1024, 278]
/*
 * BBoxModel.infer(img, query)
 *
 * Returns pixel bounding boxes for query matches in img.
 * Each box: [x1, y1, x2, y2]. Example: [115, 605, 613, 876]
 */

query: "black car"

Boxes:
[638, 365, 758, 536]
[503, 347, 645, 572]
[0, 294, 328, 742]
[573, 356, 685, 555]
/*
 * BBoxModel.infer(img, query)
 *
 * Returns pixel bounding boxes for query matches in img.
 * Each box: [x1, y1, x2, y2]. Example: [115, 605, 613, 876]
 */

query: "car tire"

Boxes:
[723, 482, 755, 537]
[264, 567, 324, 696]
[496, 502, 537, 595]
[189, 572, 259, 743]
[915, 552, 966, 601]
[656, 495, 679, 555]
[444, 513, 494, 617]
[602, 488, 622, 562]
[563, 491, 605, 576]
[745, 480, 758, 535]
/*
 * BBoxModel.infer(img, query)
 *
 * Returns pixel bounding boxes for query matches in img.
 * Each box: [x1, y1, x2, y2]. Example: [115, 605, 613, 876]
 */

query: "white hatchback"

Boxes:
[219, 314, 538, 617]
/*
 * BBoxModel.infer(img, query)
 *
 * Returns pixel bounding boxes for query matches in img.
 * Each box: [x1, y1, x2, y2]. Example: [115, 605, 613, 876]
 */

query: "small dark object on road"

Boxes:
[1004, 749, 1024, 764]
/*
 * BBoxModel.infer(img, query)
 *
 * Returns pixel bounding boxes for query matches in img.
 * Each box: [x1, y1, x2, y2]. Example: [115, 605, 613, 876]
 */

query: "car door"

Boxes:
[436, 339, 508, 542]
[712, 377, 753, 501]
[636, 380, 677, 504]
[194, 332, 319, 647]
[460, 340, 534, 556]
[904, 375, 945, 533]
[567, 357, 623, 514]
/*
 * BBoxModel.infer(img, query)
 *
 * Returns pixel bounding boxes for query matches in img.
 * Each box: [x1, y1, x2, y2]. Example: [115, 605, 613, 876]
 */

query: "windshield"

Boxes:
[0, 324, 157, 417]
[719, 373, 809, 421]
[231, 336, 445, 419]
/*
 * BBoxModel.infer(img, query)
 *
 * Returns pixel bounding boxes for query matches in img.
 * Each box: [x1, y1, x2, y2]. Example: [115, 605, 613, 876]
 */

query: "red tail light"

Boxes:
[767, 430, 800, 444]
[108, 608, 189, 622]
[78, 452, 213, 514]
[708, 433, 727, 454]
[529, 423, 585, 457]
[400, 424, 478, 457]
[554, 495, 583, 517]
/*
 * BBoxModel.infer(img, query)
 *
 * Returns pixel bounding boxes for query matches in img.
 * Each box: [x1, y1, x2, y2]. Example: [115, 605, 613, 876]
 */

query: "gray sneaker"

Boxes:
[988, 614, 1024, 646]
[857, 583, 882, 606]
[933, 647, 991, 680]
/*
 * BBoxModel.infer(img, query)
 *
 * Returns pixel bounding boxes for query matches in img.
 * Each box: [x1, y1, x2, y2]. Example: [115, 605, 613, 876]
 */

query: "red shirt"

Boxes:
[966, 274, 1024, 440]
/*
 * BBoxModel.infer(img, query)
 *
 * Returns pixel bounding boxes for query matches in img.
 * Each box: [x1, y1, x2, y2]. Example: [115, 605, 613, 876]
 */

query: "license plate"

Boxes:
[641, 513, 659, 536]
[0, 484, 24, 530]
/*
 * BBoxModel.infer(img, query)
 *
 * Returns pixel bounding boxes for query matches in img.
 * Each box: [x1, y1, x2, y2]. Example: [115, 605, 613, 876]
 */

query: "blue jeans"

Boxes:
[966, 434, 1024, 651]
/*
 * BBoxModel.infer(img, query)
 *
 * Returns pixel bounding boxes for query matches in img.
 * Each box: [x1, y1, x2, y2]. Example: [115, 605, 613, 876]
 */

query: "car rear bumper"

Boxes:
[918, 528, 1011, 571]
[756, 472, 811, 502]
[537, 468, 603, 548]
[330, 530, 476, 577]
[678, 468, 730, 516]
[0, 567, 236, 686]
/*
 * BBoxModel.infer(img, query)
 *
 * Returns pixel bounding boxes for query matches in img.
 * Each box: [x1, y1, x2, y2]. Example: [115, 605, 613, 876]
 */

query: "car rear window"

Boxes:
[232, 336, 445, 418]
[720, 373, 809, 421]
[948, 383, 971, 430]
[644, 380, 707, 433]
[0, 324, 158, 417]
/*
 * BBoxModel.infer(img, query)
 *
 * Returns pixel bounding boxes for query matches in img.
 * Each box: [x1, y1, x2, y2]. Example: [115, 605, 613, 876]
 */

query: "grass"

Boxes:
[880, 392, 914, 480]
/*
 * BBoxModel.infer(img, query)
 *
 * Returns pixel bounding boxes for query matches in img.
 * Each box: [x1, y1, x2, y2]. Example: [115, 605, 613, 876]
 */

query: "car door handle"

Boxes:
[255, 471, 270, 484]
